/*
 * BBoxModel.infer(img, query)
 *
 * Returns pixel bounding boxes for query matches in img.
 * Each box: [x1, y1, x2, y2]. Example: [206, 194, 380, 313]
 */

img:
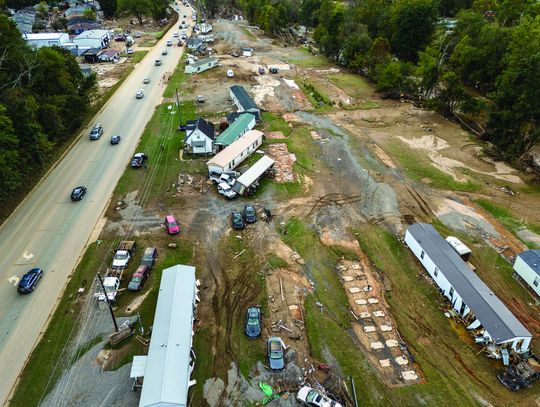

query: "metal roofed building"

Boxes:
[214, 112, 256, 150]
[229, 85, 260, 120]
[405, 223, 532, 353]
[138, 264, 199, 407]
[24, 32, 71, 49]
[513, 250, 540, 297]
[233, 155, 275, 195]
[207, 130, 264, 174]
[184, 56, 218, 74]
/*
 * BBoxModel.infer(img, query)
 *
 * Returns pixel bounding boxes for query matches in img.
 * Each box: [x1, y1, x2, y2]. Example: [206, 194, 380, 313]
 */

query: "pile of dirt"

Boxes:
[267, 143, 297, 182]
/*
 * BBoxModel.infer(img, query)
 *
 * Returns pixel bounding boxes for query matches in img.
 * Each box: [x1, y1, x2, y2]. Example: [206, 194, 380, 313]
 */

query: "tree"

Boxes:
[390, 0, 439, 61]
[373, 60, 415, 97]
[0, 105, 21, 203]
[83, 8, 97, 21]
[117, 0, 152, 25]
[299, 0, 322, 27]
[100, 0, 117, 18]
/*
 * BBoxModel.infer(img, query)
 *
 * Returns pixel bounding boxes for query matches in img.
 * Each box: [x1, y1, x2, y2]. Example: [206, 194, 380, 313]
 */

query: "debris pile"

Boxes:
[267, 143, 297, 182]
[175, 173, 207, 195]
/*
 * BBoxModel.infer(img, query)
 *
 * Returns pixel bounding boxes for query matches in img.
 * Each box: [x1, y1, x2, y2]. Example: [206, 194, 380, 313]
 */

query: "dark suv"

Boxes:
[17, 268, 43, 294]
[89, 123, 103, 140]
[71, 186, 87, 201]
[141, 247, 158, 269]
[231, 210, 245, 230]
[243, 205, 256, 223]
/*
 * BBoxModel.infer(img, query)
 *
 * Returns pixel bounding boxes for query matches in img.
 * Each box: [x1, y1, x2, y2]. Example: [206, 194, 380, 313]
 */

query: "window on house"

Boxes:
[434, 267, 439, 277]
[534, 277, 540, 287]
[449, 287, 454, 298]
[420, 250, 425, 259]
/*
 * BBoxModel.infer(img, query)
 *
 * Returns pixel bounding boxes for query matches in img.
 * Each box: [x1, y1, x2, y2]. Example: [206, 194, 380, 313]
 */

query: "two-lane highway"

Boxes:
[0, 5, 193, 405]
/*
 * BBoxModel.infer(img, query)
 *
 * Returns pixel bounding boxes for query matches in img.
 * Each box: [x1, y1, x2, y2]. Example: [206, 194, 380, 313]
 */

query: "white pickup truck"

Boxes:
[95, 276, 120, 302]
[111, 240, 137, 270]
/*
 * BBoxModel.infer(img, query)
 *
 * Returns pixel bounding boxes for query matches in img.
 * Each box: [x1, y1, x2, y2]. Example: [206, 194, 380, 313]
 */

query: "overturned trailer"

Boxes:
[232, 155, 275, 196]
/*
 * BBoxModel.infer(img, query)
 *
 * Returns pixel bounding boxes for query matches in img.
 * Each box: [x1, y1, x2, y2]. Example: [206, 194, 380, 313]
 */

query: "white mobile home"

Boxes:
[73, 29, 111, 49]
[513, 250, 540, 297]
[405, 223, 532, 354]
[206, 130, 264, 174]
[24, 32, 71, 48]
[184, 56, 218, 74]
[233, 155, 274, 195]
[229, 85, 260, 121]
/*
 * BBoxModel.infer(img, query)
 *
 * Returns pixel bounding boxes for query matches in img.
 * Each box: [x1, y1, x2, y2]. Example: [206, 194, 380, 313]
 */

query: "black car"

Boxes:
[244, 205, 256, 223]
[131, 153, 148, 168]
[71, 186, 87, 201]
[141, 247, 158, 269]
[231, 210, 245, 230]
[244, 306, 262, 338]
[17, 268, 43, 294]
[110, 135, 121, 144]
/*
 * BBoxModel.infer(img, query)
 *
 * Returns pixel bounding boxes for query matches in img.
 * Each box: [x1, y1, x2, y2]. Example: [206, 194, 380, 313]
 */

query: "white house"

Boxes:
[184, 57, 218, 74]
[73, 29, 111, 49]
[24, 32, 71, 48]
[405, 223, 532, 354]
[206, 130, 264, 174]
[184, 118, 215, 155]
[513, 250, 540, 297]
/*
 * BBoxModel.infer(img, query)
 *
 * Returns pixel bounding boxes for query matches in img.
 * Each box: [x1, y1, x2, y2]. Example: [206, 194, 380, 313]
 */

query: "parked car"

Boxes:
[231, 51, 239, 57]
[110, 135, 121, 145]
[231, 210, 245, 230]
[136, 89, 144, 99]
[269, 67, 279, 74]
[162, 49, 168, 55]
[114, 35, 125, 42]
[244, 205, 256, 223]
[141, 247, 158, 269]
[70, 186, 87, 201]
[227, 69, 234, 78]
[127, 265, 150, 291]
[165, 214, 180, 234]
[173, 32, 179, 38]
[244, 306, 262, 338]
[134, 32, 141, 38]
[131, 153, 148, 167]
[89, 123, 103, 140]
[267, 337, 285, 370]
[143, 76, 150, 84]
[297, 386, 343, 407]
[166, 39, 173, 46]
[197, 95, 205, 103]
[17, 268, 43, 294]
[126, 48, 134, 54]
[259, 67, 265, 75]
[155, 59, 162, 66]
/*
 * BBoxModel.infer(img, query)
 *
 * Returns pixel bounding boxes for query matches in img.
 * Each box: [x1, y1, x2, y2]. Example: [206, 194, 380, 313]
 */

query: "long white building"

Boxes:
[206, 130, 264, 174]
[24, 32, 71, 48]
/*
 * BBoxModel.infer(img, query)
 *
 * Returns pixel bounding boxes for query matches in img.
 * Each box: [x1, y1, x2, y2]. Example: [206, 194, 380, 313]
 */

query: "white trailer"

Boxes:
[232, 155, 274, 195]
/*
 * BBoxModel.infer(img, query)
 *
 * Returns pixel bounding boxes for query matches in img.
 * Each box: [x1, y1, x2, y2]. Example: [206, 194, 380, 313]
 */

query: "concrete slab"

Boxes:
[379, 359, 391, 367]
[367, 298, 379, 304]
[386, 339, 399, 348]
[355, 299, 368, 305]
[370, 341, 384, 349]
[402, 370, 418, 381]
[373, 310, 385, 317]
[380, 324, 392, 332]
[351, 264, 362, 270]
[363, 326, 377, 333]
[359, 312, 371, 319]
[349, 287, 361, 294]
[342, 276, 354, 282]
[395, 356, 409, 365]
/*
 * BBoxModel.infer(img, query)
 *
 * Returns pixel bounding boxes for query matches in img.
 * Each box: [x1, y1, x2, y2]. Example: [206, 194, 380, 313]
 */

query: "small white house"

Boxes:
[207, 130, 264, 174]
[73, 29, 111, 49]
[513, 250, 540, 297]
[24, 32, 71, 49]
[184, 57, 218, 74]
[405, 223, 532, 354]
[184, 118, 215, 155]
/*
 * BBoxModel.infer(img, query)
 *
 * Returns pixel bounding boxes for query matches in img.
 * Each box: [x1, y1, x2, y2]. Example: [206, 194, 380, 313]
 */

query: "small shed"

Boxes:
[81, 48, 101, 63]
[207, 130, 264, 174]
[184, 118, 215, 155]
[513, 250, 540, 297]
[242, 47, 253, 57]
[184, 57, 218, 74]
[229, 85, 260, 121]
[214, 113, 256, 151]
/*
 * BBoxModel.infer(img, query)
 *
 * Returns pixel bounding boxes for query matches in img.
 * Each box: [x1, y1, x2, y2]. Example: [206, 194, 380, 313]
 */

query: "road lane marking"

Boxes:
[8, 276, 19, 286]
[22, 251, 34, 260]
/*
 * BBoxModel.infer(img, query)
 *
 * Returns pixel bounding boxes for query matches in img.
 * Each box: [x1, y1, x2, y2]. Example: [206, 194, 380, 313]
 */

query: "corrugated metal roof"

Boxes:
[214, 113, 254, 145]
[230, 85, 258, 111]
[407, 223, 531, 343]
[235, 155, 274, 187]
[517, 250, 540, 276]
[188, 56, 217, 69]
[139, 265, 196, 407]
[207, 130, 263, 169]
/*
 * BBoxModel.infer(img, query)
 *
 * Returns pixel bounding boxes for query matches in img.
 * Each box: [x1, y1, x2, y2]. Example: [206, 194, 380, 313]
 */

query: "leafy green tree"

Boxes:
[100, 0, 117, 18]
[299, 0, 322, 27]
[0, 105, 21, 202]
[339, 12, 372, 68]
[373, 60, 415, 96]
[83, 8, 97, 21]
[117, 0, 152, 25]
[390, 0, 439, 61]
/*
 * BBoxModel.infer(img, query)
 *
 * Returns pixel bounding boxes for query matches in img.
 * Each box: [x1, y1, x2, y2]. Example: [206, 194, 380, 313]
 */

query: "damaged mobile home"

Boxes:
[405, 223, 532, 356]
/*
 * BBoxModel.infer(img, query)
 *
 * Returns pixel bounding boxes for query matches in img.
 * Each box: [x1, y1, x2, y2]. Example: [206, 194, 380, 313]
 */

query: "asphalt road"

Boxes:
[0, 5, 193, 406]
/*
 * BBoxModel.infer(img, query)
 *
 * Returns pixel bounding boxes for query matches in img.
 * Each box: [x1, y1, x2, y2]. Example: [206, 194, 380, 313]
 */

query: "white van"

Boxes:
[227, 69, 234, 78]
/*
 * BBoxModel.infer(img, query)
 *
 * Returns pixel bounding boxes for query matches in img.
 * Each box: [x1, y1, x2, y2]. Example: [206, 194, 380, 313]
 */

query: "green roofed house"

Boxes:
[214, 112, 256, 152]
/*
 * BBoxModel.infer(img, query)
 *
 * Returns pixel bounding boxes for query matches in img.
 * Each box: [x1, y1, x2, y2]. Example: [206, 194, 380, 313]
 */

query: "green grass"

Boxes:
[266, 254, 288, 269]
[286, 47, 331, 68]
[261, 112, 291, 135]
[127, 50, 148, 64]
[241, 26, 257, 41]
[298, 79, 334, 110]
[327, 72, 373, 98]
[164, 61, 188, 98]
[386, 141, 480, 192]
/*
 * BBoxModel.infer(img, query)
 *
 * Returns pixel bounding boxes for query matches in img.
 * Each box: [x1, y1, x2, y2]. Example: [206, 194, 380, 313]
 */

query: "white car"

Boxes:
[126, 48, 134, 54]
[173, 32, 179, 38]
[227, 69, 234, 78]
[143, 77, 150, 84]
[136, 89, 144, 99]
[297, 387, 342, 407]
[166, 40, 173, 46]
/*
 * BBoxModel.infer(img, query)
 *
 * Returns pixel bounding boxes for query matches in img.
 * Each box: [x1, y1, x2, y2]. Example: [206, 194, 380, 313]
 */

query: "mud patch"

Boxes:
[267, 143, 297, 183]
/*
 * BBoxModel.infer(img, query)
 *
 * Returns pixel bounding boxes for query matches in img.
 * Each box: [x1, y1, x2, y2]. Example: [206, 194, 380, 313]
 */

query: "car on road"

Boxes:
[267, 337, 285, 370]
[131, 152, 148, 167]
[162, 49, 168, 55]
[244, 306, 262, 338]
[166, 39, 173, 46]
[127, 265, 150, 292]
[143, 76, 150, 84]
[231, 210, 245, 230]
[296, 386, 343, 407]
[114, 35, 125, 42]
[155, 59, 162, 66]
[244, 205, 256, 223]
[164, 214, 180, 234]
[227, 69, 234, 78]
[70, 186, 87, 201]
[141, 247, 158, 269]
[89, 123, 103, 140]
[17, 268, 43, 294]
[136, 89, 144, 99]
[110, 135, 121, 145]
[231, 51, 239, 57]
[126, 48, 134, 54]
[173, 32, 179, 37]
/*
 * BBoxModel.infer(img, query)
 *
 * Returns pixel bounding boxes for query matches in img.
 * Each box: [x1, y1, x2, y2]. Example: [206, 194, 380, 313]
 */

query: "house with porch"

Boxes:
[184, 118, 215, 155]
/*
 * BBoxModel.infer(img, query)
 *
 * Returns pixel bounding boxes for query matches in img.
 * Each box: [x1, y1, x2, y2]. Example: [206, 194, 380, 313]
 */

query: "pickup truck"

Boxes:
[95, 276, 120, 302]
[112, 240, 137, 270]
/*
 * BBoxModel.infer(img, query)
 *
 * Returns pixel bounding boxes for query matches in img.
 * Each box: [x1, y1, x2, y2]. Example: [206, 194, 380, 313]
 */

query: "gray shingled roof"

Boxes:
[517, 250, 540, 276]
[407, 223, 531, 343]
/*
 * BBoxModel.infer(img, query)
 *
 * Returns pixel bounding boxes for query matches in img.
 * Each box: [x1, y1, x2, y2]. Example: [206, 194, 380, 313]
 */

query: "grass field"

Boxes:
[287, 47, 331, 68]
[327, 72, 373, 98]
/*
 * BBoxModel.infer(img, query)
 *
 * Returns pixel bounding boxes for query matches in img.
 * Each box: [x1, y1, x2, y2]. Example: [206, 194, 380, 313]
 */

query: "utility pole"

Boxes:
[349, 375, 359, 407]
[97, 273, 118, 332]
[176, 87, 183, 125]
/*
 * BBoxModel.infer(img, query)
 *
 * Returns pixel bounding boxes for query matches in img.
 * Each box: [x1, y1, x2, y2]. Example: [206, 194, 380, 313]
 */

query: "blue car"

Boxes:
[267, 337, 285, 370]
[244, 306, 262, 338]
[17, 268, 43, 294]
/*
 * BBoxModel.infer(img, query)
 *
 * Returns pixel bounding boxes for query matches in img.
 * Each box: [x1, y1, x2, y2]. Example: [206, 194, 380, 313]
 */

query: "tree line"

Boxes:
[234, 0, 539, 161]
[0, 14, 96, 212]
